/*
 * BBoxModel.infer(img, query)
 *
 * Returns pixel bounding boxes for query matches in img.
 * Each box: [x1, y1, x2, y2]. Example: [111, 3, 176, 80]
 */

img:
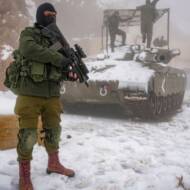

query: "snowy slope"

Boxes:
[0, 91, 190, 190]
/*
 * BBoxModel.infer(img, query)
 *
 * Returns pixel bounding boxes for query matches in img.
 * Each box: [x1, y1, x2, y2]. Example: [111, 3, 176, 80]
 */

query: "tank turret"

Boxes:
[136, 48, 181, 64]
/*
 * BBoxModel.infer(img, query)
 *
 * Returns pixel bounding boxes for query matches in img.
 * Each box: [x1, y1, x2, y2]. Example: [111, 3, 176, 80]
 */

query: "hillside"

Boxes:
[0, 0, 29, 90]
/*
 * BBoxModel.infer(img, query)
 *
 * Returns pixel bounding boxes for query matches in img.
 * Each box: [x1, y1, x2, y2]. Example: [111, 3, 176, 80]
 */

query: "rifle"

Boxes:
[41, 23, 89, 87]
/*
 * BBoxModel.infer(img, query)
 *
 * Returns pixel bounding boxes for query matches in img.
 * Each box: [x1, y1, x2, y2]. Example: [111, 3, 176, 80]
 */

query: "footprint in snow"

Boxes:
[8, 160, 17, 166]
[11, 177, 19, 189]
[95, 167, 105, 176]
[74, 176, 92, 189]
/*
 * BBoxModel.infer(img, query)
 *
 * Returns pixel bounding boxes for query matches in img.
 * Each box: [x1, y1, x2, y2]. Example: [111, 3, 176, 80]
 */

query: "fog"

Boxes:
[97, 0, 190, 36]
[98, 0, 190, 66]
[42, 0, 189, 66]
[1, 0, 189, 65]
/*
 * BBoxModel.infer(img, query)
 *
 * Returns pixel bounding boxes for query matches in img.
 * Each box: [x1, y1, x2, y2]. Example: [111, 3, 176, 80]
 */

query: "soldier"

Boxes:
[137, 0, 159, 48]
[7, 3, 77, 190]
[107, 11, 132, 52]
[153, 35, 168, 47]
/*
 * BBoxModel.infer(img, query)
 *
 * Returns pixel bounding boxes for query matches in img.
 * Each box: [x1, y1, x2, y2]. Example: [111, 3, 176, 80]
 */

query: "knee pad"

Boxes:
[44, 127, 61, 146]
[17, 128, 37, 153]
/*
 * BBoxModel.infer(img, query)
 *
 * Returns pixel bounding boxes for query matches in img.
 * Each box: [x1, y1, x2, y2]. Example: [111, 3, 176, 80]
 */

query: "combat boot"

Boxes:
[19, 160, 33, 190]
[47, 151, 75, 177]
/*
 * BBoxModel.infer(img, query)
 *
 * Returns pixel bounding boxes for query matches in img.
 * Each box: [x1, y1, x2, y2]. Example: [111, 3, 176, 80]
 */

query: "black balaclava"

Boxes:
[36, 2, 56, 27]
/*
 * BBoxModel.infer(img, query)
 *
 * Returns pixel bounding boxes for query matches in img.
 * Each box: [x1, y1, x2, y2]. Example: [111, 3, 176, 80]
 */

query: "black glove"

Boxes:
[60, 58, 79, 81]
[66, 65, 79, 81]
[61, 58, 73, 69]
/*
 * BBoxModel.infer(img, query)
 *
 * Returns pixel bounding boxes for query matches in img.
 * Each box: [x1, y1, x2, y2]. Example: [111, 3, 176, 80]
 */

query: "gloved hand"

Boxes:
[67, 71, 78, 81]
[66, 65, 79, 81]
[60, 58, 73, 69]
[60, 58, 79, 81]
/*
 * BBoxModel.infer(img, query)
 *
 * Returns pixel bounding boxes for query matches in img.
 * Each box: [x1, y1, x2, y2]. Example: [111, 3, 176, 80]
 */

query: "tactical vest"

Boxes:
[4, 26, 63, 97]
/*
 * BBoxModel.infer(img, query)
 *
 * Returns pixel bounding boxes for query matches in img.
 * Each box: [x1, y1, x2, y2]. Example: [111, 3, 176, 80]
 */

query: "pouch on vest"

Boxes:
[30, 62, 47, 82]
[49, 66, 62, 81]
[4, 61, 21, 89]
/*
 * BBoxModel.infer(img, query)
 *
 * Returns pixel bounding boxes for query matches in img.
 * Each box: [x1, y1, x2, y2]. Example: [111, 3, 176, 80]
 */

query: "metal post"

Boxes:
[167, 8, 170, 50]
[101, 25, 104, 50]
[105, 25, 109, 56]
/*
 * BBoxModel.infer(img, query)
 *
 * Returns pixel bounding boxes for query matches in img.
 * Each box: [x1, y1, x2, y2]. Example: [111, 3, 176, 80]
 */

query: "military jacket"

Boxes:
[5, 24, 66, 98]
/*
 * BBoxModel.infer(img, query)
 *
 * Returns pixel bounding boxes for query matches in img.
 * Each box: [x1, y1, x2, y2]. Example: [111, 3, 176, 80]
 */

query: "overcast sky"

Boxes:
[26, 0, 190, 61]
[97, 0, 190, 35]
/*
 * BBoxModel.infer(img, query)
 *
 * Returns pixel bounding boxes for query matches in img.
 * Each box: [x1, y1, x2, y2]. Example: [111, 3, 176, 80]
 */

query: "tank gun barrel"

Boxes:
[170, 49, 181, 57]
[136, 49, 181, 64]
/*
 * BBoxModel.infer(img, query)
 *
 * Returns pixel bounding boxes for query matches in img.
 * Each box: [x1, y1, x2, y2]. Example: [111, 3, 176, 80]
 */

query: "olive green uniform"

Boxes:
[5, 24, 67, 161]
[108, 13, 126, 52]
[137, 0, 159, 48]
[15, 96, 62, 160]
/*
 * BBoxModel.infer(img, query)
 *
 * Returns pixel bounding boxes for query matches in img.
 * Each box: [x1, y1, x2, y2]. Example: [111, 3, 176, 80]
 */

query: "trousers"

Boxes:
[109, 28, 126, 52]
[14, 95, 62, 160]
[141, 22, 153, 48]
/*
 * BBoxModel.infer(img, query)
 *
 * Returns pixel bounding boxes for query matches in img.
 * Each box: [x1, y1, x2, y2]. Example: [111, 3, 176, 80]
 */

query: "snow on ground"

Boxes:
[0, 91, 190, 190]
[0, 91, 16, 115]
[0, 45, 13, 61]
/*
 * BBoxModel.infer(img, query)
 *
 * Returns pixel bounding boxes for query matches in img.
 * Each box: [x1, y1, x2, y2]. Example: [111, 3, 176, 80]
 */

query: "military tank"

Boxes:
[60, 45, 186, 118]
[60, 8, 186, 118]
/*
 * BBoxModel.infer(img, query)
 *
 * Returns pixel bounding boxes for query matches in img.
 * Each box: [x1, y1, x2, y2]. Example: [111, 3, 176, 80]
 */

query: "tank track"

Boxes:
[123, 92, 185, 118]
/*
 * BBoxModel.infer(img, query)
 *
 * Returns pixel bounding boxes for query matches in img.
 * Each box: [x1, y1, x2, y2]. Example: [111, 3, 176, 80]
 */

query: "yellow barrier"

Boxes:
[0, 115, 43, 150]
